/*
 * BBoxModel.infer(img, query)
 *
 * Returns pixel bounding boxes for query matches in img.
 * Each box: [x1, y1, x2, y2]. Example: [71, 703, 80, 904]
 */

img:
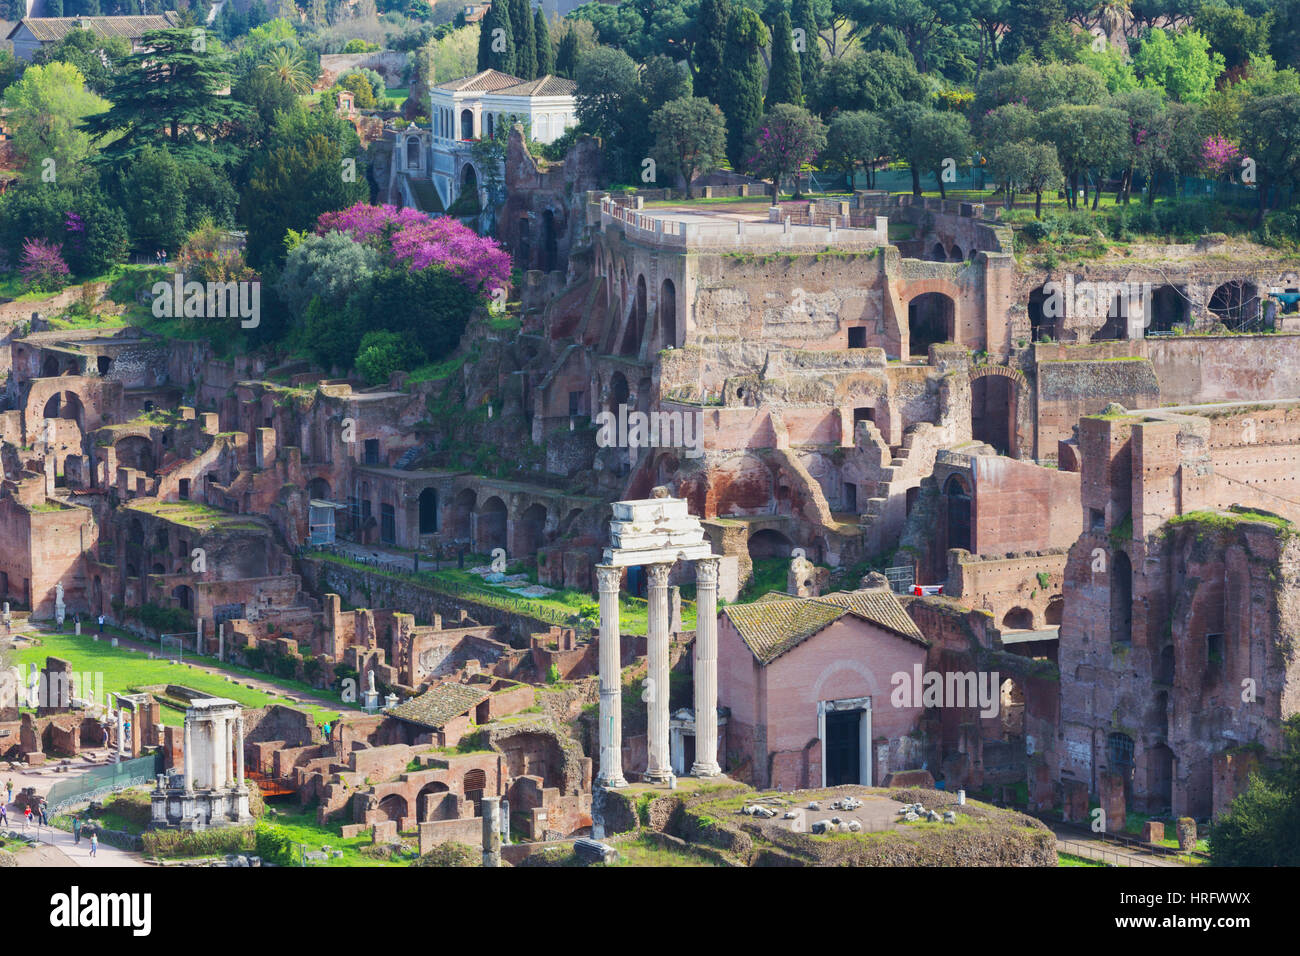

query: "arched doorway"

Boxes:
[116, 436, 155, 473]
[1209, 280, 1258, 331]
[930, 241, 947, 261]
[607, 371, 629, 413]
[1149, 284, 1188, 333]
[1002, 607, 1033, 629]
[377, 794, 407, 823]
[908, 293, 955, 357]
[659, 278, 677, 349]
[171, 585, 193, 611]
[541, 209, 558, 272]
[999, 677, 1025, 736]
[944, 474, 971, 552]
[1045, 596, 1064, 625]
[418, 488, 438, 535]
[459, 109, 474, 140]
[747, 528, 794, 560]
[949, 244, 963, 261]
[620, 275, 647, 356]
[514, 502, 548, 557]
[308, 477, 331, 500]
[1146, 743, 1174, 815]
[448, 489, 475, 543]
[475, 496, 508, 554]
[971, 373, 1017, 456]
[1028, 285, 1052, 342]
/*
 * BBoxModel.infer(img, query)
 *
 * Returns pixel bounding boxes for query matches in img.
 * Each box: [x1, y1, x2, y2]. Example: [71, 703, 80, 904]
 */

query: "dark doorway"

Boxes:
[847, 326, 867, 348]
[944, 474, 972, 552]
[418, 488, 438, 534]
[1028, 286, 1051, 342]
[542, 209, 558, 273]
[971, 374, 1016, 455]
[844, 483, 857, 512]
[825, 710, 861, 786]
[380, 504, 396, 545]
[1111, 551, 1133, 644]
[908, 293, 955, 357]
[1149, 285, 1187, 333]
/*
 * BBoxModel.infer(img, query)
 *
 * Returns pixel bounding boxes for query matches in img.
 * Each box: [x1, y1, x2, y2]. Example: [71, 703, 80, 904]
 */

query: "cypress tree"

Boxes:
[509, 0, 536, 78]
[765, 9, 802, 108]
[720, 7, 767, 169]
[534, 7, 555, 77]
[791, 0, 822, 86]
[555, 29, 579, 79]
[695, 0, 731, 105]
[478, 0, 515, 76]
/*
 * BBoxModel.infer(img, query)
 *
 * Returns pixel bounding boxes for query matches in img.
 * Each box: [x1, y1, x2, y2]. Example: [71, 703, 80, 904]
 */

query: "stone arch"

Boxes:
[558, 507, 585, 537]
[659, 277, 677, 349]
[907, 291, 956, 357]
[377, 793, 407, 823]
[41, 355, 59, 378]
[115, 435, 155, 473]
[171, 585, 193, 611]
[513, 502, 549, 557]
[747, 528, 794, 560]
[1002, 606, 1033, 629]
[619, 274, 648, 356]
[308, 477, 331, 501]
[448, 488, 476, 543]
[474, 496, 508, 553]
[607, 371, 629, 414]
[1149, 284, 1189, 333]
[969, 365, 1029, 459]
[1000, 676, 1025, 736]
[949, 243, 963, 261]
[1027, 285, 1053, 342]
[1209, 279, 1259, 330]
[929, 241, 947, 261]
[1045, 595, 1064, 625]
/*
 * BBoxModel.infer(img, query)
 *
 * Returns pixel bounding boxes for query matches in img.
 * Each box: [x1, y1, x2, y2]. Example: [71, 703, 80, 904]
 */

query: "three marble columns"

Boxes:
[597, 555, 721, 788]
[182, 712, 247, 792]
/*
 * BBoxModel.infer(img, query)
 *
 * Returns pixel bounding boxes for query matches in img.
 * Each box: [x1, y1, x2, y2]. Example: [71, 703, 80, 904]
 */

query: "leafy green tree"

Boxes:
[641, 54, 693, 114]
[1109, 87, 1166, 204]
[720, 7, 769, 169]
[849, 0, 963, 75]
[1195, 5, 1272, 73]
[977, 102, 1035, 147]
[534, 7, 555, 76]
[0, 183, 127, 276]
[807, 48, 927, 117]
[278, 229, 382, 321]
[973, 61, 1108, 115]
[241, 107, 368, 268]
[791, 0, 823, 86]
[1035, 103, 1127, 208]
[1074, 41, 1139, 94]
[694, 0, 732, 104]
[889, 102, 972, 197]
[32, 29, 130, 95]
[766, 9, 803, 108]
[116, 144, 188, 252]
[1238, 93, 1300, 223]
[748, 103, 826, 198]
[986, 139, 1062, 215]
[257, 45, 313, 94]
[355, 265, 480, 362]
[2, 62, 109, 184]
[0, 50, 22, 97]
[179, 158, 239, 231]
[477, 0, 516, 75]
[574, 46, 642, 181]
[1210, 716, 1300, 866]
[1131, 27, 1225, 103]
[823, 109, 890, 188]
[85, 28, 251, 163]
[231, 66, 301, 150]
[650, 96, 727, 197]
[999, 0, 1072, 63]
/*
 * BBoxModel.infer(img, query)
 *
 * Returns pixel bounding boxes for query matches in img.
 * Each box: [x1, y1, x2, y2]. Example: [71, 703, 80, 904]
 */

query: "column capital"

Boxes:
[595, 564, 622, 592]
[646, 562, 673, 587]
[695, 555, 720, 586]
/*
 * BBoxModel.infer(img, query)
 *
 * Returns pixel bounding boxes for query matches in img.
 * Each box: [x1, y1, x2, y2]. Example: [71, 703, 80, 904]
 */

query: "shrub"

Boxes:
[19, 238, 70, 292]
[142, 825, 254, 858]
[413, 842, 478, 866]
[254, 822, 296, 865]
[355, 329, 424, 385]
[546, 663, 560, 685]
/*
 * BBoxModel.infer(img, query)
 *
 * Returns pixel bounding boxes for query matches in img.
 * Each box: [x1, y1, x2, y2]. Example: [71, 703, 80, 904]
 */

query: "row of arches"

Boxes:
[599, 256, 679, 356]
[1025, 280, 1264, 343]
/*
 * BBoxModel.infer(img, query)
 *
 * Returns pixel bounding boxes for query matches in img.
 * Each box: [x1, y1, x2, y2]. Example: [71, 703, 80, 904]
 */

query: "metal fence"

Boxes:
[44, 753, 161, 813]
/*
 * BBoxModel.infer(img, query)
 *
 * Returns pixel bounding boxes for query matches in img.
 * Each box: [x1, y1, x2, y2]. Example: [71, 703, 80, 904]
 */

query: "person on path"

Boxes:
[23, 805, 31, 829]
[97, 614, 104, 636]
[72, 814, 81, 844]
[5, 779, 11, 804]
[89, 831, 97, 858]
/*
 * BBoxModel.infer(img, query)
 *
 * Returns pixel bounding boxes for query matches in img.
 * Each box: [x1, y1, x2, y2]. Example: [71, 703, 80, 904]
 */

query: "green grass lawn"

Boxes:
[1058, 851, 1111, 867]
[261, 805, 413, 867]
[14, 630, 347, 726]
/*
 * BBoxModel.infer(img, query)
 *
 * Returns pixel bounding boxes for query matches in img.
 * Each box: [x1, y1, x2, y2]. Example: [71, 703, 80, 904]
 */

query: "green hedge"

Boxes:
[141, 825, 254, 858]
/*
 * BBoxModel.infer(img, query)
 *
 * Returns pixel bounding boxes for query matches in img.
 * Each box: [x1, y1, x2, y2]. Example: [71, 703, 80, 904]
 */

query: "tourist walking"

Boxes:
[97, 614, 104, 636]
[39, 799, 49, 827]
[89, 831, 97, 858]
[22, 805, 31, 829]
[5, 779, 11, 804]
[72, 814, 81, 844]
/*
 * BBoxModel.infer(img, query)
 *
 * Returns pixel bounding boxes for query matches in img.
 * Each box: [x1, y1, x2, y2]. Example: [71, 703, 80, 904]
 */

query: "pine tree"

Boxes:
[720, 7, 767, 170]
[477, 0, 515, 76]
[534, 7, 554, 77]
[791, 0, 822, 87]
[555, 29, 579, 79]
[694, 0, 731, 105]
[765, 9, 802, 109]
[509, 0, 536, 79]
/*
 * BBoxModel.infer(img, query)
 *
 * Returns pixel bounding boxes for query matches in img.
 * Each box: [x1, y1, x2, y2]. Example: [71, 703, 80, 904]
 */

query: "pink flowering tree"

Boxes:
[746, 104, 827, 201]
[19, 238, 70, 293]
[1201, 134, 1240, 179]
[316, 203, 510, 295]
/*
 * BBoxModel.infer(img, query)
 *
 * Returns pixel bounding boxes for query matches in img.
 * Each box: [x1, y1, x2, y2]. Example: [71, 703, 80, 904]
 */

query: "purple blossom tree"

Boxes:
[19, 238, 70, 293]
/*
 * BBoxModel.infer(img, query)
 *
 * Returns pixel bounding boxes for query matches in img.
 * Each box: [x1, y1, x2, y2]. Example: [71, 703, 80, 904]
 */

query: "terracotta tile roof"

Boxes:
[494, 74, 577, 97]
[435, 68, 525, 92]
[723, 588, 926, 664]
[8, 12, 180, 43]
[388, 682, 488, 729]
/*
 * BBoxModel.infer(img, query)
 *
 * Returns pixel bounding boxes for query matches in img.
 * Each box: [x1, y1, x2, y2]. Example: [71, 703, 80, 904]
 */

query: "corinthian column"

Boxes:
[692, 556, 722, 777]
[595, 564, 628, 788]
[183, 716, 194, 792]
[211, 717, 223, 790]
[644, 562, 674, 783]
[235, 715, 245, 790]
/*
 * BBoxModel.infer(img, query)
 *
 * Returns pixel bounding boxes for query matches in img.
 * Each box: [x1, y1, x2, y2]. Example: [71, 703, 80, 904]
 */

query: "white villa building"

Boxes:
[423, 69, 577, 212]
